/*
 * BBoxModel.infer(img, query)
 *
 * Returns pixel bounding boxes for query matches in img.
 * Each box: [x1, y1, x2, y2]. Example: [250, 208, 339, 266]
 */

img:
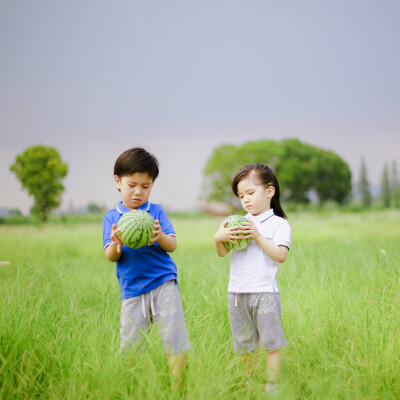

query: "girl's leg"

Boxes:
[266, 349, 282, 383]
[242, 350, 260, 378]
[168, 353, 185, 385]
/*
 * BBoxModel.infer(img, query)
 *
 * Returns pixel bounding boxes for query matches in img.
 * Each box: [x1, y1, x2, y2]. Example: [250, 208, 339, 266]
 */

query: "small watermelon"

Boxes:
[223, 214, 251, 251]
[117, 209, 155, 249]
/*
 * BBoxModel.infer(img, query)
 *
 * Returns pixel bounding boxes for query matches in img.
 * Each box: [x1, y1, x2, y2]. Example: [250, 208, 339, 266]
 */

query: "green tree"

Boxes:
[274, 139, 315, 207]
[391, 160, 400, 208]
[203, 140, 280, 208]
[9, 209, 22, 216]
[88, 203, 105, 213]
[275, 139, 351, 208]
[311, 148, 352, 206]
[381, 163, 391, 208]
[358, 157, 372, 208]
[203, 138, 352, 210]
[10, 145, 68, 222]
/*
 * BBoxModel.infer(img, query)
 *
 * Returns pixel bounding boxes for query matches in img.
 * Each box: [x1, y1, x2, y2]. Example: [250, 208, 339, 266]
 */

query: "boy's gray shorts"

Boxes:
[228, 292, 287, 354]
[120, 280, 191, 356]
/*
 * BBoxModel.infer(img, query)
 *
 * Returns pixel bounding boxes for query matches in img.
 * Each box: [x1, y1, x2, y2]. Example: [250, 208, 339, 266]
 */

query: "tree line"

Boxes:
[359, 158, 400, 209]
[8, 142, 400, 223]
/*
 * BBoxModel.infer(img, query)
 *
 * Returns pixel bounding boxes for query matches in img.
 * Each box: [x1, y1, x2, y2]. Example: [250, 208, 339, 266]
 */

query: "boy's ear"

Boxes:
[114, 175, 121, 191]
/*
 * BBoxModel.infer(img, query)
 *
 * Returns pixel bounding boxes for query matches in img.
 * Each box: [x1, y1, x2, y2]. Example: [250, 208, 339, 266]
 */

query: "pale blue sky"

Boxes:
[1, 1, 399, 213]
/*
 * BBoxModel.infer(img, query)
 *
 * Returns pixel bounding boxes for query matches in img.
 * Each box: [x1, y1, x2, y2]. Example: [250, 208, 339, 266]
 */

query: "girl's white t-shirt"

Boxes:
[228, 209, 291, 293]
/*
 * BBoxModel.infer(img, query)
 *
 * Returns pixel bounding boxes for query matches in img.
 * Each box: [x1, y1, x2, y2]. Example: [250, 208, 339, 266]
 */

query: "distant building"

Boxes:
[197, 201, 234, 216]
[0, 208, 23, 217]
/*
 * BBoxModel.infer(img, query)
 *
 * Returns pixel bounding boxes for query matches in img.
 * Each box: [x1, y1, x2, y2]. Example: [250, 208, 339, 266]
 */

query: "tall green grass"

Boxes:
[0, 211, 399, 399]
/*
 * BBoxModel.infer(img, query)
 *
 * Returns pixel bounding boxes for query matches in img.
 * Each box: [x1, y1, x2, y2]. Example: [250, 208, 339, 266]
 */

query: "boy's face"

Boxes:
[115, 172, 154, 209]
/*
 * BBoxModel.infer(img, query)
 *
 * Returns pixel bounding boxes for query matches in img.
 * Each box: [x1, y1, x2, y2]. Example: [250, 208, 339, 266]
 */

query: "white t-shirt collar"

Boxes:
[246, 208, 275, 223]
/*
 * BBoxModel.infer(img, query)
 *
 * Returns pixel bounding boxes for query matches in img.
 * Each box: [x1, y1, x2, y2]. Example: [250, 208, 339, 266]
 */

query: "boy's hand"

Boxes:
[105, 223, 123, 262]
[214, 220, 247, 246]
[148, 219, 162, 246]
[110, 223, 122, 253]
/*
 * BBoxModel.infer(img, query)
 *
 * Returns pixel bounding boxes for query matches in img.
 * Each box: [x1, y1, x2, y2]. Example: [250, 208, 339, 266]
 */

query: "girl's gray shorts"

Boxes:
[120, 280, 191, 356]
[228, 292, 287, 354]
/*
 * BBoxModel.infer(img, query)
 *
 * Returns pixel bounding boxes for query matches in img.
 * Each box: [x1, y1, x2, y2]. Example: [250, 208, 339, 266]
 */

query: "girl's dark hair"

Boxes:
[231, 163, 287, 219]
[114, 147, 159, 181]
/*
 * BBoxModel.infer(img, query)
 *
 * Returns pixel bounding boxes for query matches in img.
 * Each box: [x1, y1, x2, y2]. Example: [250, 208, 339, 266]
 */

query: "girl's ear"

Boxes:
[266, 186, 275, 198]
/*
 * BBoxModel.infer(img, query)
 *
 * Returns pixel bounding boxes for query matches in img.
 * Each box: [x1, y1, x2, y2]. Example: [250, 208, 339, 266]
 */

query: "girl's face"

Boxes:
[115, 172, 153, 209]
[237, 172, 275, 216]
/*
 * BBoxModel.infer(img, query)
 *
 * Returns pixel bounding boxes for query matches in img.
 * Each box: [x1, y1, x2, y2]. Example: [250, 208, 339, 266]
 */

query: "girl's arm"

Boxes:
[215, 240, 230, 257]
[243, 221, 288, 263]
[214, 220, 246, 257]
[149, 219, 177, 252]
[105, 223, 122, 262]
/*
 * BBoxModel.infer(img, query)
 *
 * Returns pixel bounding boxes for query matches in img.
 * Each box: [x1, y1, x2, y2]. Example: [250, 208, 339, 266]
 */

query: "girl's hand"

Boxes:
[240, 221, 261, 241]
[214, 220, 248, 246]
[110, 223, 122, 253]
[148, 219, 162, 246]
[241, 220, 289, 263]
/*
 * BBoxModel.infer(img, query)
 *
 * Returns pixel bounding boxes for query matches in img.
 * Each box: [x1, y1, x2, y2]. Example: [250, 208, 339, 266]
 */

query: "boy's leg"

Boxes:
[120, 295, 150, 352]
[152, 281, 191, 382]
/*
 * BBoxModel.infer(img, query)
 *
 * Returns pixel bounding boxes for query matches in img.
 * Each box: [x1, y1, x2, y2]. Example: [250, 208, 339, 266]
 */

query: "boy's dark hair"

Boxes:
[114, 147, 159, 181]
[231, 163, 287, 219]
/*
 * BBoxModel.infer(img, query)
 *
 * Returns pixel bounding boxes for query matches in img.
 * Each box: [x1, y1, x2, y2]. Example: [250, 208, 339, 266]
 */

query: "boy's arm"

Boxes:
[105, 223, 122, 262]
[149, 219, 177, 252]
[156, 232, 177, 252]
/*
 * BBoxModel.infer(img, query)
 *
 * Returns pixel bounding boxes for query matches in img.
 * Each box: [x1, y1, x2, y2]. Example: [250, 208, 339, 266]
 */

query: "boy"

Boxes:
[103, 147, 191, 382]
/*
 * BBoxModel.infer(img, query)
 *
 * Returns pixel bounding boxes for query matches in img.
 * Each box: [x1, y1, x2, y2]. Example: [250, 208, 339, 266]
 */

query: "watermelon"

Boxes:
[223, 214, 251, 251]
[117, 209, 155, 249]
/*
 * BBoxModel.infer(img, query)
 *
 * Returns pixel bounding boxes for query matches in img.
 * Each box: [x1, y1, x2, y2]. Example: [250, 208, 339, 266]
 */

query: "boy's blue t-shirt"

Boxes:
[103, 201, 177, 299]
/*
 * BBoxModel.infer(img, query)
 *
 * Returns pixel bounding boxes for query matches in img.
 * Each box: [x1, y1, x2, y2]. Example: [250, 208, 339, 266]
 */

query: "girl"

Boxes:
[214, 163, 291, 394]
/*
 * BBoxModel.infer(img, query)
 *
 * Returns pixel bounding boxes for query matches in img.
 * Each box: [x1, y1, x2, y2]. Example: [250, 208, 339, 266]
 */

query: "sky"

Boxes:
[1, 1, 399, 214]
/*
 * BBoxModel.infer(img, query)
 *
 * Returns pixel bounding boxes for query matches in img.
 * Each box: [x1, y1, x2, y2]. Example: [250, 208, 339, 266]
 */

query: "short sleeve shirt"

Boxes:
[103, 201, 177, 299]
[228, 209, 291, 293]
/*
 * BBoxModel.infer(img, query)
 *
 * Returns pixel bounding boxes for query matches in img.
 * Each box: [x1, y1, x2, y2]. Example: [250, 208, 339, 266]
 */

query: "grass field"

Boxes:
[0, 210, 399, 399]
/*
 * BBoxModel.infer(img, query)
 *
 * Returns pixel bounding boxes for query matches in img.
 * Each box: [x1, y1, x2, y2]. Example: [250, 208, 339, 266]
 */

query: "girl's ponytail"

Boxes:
[270, 174, 287, 219]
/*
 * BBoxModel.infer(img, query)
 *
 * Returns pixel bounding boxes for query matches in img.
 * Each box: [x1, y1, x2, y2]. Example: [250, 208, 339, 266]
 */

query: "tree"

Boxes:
[391, 160, 400, 208]
[10, 145, 68, 222]
[88, 203, 105, 213]
[311, 148, 352, 206]
[274, 139, 315, 207]
[9, 209, 22, 216]
[381, 163, 391, 208]
[203, 140, 280, 208]
[202, 138, 352, 210]
[358, 157, 372, 208]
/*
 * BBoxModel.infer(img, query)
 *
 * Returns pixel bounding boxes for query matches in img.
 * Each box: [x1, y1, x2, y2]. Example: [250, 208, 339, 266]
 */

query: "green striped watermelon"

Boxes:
[223, 214, 251, 251]
[117, 209, 155, 249]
